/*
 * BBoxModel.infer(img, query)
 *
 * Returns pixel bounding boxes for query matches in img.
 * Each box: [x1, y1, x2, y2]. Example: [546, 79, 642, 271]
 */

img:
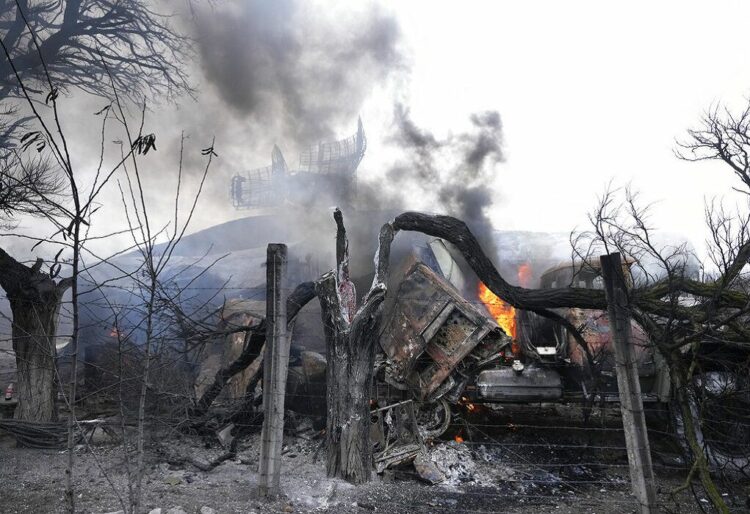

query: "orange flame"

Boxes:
[518, 262, 532, 287]
[478, 282, 516, 339]
[454, 434, 464, 443]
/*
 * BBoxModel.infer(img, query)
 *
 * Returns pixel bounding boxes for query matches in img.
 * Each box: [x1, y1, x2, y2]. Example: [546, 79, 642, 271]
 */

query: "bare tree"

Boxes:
[0, 0, 193, 424]
[570, 184, 750, 512]
[0, 9, 193, 510]
[0, 0, 191, 96]
[0, 251, 70, 421]
[107, 116, 216, 511]
[0, 153, 61, 226]
[677, 103, 750, 195]
[0, 0, 194, 237]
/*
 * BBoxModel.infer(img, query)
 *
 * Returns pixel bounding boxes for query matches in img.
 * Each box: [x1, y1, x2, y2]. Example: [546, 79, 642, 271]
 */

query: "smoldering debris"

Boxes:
[420, 441, 491, 487]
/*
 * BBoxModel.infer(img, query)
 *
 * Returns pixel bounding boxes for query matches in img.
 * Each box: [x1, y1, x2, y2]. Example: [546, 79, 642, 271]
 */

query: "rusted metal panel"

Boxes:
[380, 262, 509, 401]
[565, 308, 654, 374]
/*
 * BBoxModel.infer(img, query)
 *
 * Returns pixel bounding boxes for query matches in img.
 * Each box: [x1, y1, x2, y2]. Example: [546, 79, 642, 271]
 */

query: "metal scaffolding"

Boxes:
[230, 119, 366, 209]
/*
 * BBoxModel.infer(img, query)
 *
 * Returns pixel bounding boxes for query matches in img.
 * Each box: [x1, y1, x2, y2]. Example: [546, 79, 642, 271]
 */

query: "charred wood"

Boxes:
[160, 436, 241, 472]
[192, 322, 266, 417]
[190, 281, 316, 419]
[391, 212, 750, 328]
[315, 214, 392, 484]
[392, 212, 608, 310]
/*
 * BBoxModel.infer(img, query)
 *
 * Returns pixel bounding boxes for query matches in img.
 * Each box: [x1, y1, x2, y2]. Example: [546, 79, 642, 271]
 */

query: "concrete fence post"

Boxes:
[258, 243, 289, 497]
[600, 252, 657, 513]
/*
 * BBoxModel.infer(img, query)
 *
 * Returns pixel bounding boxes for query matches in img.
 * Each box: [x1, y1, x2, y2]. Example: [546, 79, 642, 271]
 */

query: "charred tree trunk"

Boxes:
[0, 249, 70, 422]
[390, 212, 735, 322]
[316, 273, 362, 481]
[316, 273, 386, 483]
[392, 212, 608, 310]
[316, 210, 392, 483]
[193, 323, 266, 417]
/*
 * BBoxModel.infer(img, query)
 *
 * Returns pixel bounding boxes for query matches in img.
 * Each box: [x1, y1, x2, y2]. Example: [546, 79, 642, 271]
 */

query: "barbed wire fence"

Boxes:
[1, 210, 750, 514]
[4, 305, 749, 511]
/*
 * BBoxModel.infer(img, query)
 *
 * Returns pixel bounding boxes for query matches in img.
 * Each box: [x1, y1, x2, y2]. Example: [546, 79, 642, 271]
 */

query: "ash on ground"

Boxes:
[1, 403, 736, 513]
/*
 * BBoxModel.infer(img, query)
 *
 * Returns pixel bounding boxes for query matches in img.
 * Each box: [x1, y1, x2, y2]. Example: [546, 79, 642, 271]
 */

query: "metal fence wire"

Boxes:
[1, 294, 750, 512]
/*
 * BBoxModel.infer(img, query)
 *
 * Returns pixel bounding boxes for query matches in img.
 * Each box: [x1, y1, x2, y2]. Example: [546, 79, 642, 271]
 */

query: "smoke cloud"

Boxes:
[193, 0, 402, 145]
[374, 103, 504, 254]
[74, 0, 407, 249]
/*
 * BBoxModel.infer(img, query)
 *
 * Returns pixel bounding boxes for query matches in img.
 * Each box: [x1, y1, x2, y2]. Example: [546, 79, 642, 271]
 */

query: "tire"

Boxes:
[415, 399, 452, 440]
[671, 371, 750, 479]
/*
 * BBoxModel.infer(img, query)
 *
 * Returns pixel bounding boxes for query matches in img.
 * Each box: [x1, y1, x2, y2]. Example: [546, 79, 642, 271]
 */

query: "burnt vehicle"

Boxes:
[376, 256, 659, 433]
[376, 260, 510, 439]
[376, 242, 750, 474]
[510, 260, 670, 406]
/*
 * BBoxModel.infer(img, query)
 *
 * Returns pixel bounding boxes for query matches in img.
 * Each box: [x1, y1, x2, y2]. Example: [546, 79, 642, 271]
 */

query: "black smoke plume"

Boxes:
[380, 103, 504, 255]
[193, 0, 402, 145]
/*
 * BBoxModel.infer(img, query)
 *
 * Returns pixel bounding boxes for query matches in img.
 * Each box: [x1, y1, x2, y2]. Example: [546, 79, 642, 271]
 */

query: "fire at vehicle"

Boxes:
[376, 241, 665, 438]
[477, 282, 516, 340]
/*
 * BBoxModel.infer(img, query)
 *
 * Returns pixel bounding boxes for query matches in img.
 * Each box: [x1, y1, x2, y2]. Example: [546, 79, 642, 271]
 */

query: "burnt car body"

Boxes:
[510, 261, 671, 404]
[377, 243, 684, 428]
[378, 262, 509, 404]
[378, 256, 669, 413]
[375, 242, 750, 475]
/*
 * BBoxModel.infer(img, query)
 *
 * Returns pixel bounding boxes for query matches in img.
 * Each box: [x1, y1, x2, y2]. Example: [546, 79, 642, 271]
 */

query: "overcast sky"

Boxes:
[14, 0, 750, 263]
[380, 1, 750, 250]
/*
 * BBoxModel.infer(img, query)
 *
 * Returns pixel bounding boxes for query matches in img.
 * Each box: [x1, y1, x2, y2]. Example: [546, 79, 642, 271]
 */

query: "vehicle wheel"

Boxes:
[415, 399, 452, 440]
[671, 371, 750, 478]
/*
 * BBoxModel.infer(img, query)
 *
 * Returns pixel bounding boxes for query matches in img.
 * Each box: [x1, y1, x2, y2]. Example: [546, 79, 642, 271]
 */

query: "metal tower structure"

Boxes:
[231, 119, 366, 209]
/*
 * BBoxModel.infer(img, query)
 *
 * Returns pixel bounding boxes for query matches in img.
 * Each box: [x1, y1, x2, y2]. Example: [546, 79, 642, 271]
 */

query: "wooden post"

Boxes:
[258, 244, 289, 497]
[600, 252, 657, 513]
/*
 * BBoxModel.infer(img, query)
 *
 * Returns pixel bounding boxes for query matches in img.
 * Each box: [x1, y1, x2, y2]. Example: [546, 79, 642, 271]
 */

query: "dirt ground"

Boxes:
[1, 404, 748, 513]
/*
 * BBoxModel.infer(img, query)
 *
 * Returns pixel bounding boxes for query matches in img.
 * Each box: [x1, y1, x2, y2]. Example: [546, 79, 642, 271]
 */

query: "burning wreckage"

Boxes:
[71, 121, 737, 482]
[364, 241, 665, 475]
[183, 234, 681, 478]
[370, 242, 750, 478]
[183, 225, 750, 480]
[60, 216, 749, 485]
